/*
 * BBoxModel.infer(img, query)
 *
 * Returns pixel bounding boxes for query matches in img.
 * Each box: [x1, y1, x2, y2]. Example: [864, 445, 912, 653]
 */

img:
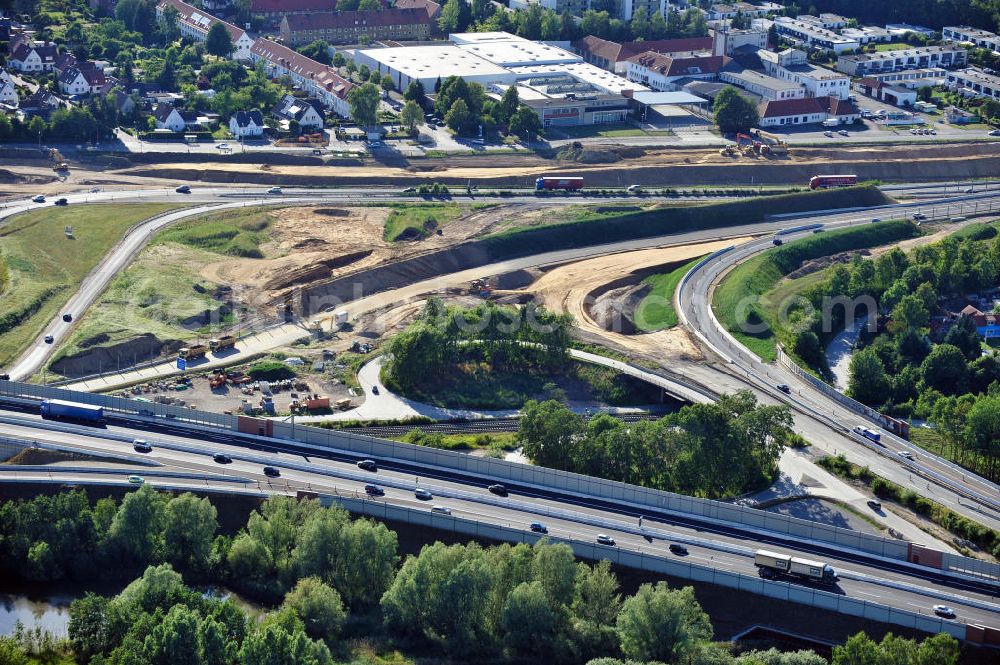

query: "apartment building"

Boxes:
[508, 0, 587, 15]
[835, 45, 967, 77]
[627, 52, 729, 91]
[942, 26, 1000, 52]
[795, 13, 847, 30]
[863, 68, 946, 89]
[618, 0, 669, 21]
[279, 9, 432, 46]
[945, 67, 1000, 101]
[719, 67, 803, 100]
[572, 35, 713, 74]
[773, 16, 859, 53]
[251, 0, 336, 29]
[711, 24, 768, 56]
[156, 0, 255, 60]
[758, 48, 850, 100]
[249, 39, 354, 117]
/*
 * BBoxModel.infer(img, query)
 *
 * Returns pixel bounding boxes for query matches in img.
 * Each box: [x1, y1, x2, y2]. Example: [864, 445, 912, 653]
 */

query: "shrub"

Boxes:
[248, 361, 297, 381]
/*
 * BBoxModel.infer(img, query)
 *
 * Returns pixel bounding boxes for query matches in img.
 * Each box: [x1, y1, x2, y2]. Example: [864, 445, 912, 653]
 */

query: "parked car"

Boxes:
[364, 484, 385, 496]
[263, 466, 280, 477]
[54, 198, 68, 206]
[989, 129, 1000, 137]
[127, 475, 145, 484]
[175, 185, 191, 193]
[933, 604, 956, 618]
[530, 522, 548, 534]
[431, 505, 452, 515]
[213, 453, 232, 464]
[357, 459, 377, 472]
[488, 484, 508, 496]
[32, 195, 46, 203]
[133, 439, 152, 453]
[627, 184, 642, 193]
[414, 488, 433, 500]
[596, 534, 616, 546]
[669, 543, 688, 555]
[867, 500, 882, 511]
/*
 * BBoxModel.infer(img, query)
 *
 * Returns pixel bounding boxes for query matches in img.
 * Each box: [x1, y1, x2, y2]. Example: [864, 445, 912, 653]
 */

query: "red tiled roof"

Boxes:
[826, 96, 859, 117]
[251, 38, 354, 100]
[251, 0, 336, 13]
[574, 35, 714, 64]
[158, 0, 248, 42]
[283, 8, 430, 31]
[628, 52, 727, 76]
[759, 97, 826, 118]
[394, 0, 440, 19]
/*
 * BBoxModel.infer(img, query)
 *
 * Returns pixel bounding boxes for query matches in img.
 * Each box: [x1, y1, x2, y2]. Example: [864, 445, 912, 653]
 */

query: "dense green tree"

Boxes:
[921, 344, 969, 395]
[944, 314, 982, 361]
[616, 583, 712, 663]
[713, 86, 759, 134]
[445, 97, 475, 135]
[404, 79, 429, 109]
[163, 493, 218, 576]
[348, 82, 380, 128]
[496, 86, 520, 125]
[401, 100, 425, 132]
[501, 581, 558, 657]
[198, 616, 231, 665]
[298, 40, 332, 65]
[282, 577, 346, 642]
[106, 485, 165, 567]
[205, 22, 234, 58]
[518, 399, 583, 470]
[847, 348, 890, 406]
[438, 0, 472, 33]
[508, 106, 542, 140]
[890, 294, 930, 331]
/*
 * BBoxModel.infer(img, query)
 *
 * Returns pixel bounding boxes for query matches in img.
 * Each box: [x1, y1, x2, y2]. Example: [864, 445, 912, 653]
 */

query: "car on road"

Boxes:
[530, 522, 548, 534]
[216, 143, 230, 150]
[669, 543, 688, 555]
[823, 131, 834, 137]
[175, 185, 191, 194]
[213, 453, 232, 464]
[364, 484, 385, 496]
[871, 218, 881, 223]
[772, 237, 783, 246]
[776, 384, 790, 394]
[838, 130, 849, 136]
[62, 313, 72, 322]
[488, 484, 508, 496]
[402, 187, 416, 193]
[43, 335, 54, 344]
[133, 439, 152, 453]
[867, 500, 882, 511]
[933, 604, 956, 618]
[897, 450, 914, 460]
[357, 459, 377, 471]
[54, 198, 68, 206]
[911, 212, 926, 221]
[267, 187, 283, 194]
[414, 488, 433, 500]
[964, 187, 974, 194]
[627, 184, 642, 193]
[371, 385, 379, 395]
[596, 534, 616, 546]
[989, 130, 1000, 137]
[32, 195, 46, 203]
[431, 505, 452, 515]
[263, 466, 280, 478]
[127, 475, 144, 484]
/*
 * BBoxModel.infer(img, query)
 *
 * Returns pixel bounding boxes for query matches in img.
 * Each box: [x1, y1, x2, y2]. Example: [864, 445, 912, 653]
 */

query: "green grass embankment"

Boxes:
[383, 203, 461, 242]
[713, 219, 920, 361]
[479, 185, 892, 259]
[0, 204, 183, 368]
[155, 208, 272, 258]
[633, 257, 702, 331]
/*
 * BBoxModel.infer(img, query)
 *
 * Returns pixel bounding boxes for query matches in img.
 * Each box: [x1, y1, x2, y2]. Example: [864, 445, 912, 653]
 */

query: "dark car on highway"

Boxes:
[263, 466, 280, 478]
[54, 198, 68, 206]
[213, 453, 232, 464]
[62, 313, 72, 322]
[669, 543, 688, 555]
[364, 484, 385, 496]
[175, 185, 191, 194]
[133, 439, 152, 453]
[357, 459, 377, 471]
[488, 484, 508, 496]
[776, 384, 790, 394]
[530, 522, 548, 534]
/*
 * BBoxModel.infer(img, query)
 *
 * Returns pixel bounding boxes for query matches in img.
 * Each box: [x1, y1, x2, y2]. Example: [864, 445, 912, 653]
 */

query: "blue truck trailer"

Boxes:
[40, 399, 104, 423]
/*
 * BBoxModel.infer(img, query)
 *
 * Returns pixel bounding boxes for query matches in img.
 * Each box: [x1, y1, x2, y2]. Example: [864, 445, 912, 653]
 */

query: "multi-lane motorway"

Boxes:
[0, 407, 996, 628]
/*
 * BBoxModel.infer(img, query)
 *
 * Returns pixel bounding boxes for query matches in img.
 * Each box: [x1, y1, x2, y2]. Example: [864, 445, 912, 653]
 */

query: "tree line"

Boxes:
[0, 490, 961, 665]
[518, 390, 794, 498]
[776, 0, 999, 32]
[384, 299, 574, 394]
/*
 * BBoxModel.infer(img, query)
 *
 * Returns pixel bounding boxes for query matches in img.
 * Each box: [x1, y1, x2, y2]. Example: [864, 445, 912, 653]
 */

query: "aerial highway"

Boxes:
[676, 212, 1000, 526]
[0, 408, 996, 630]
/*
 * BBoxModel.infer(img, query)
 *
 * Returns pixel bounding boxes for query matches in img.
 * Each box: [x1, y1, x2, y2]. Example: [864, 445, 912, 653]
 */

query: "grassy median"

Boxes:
[633, 257, 702, 331]
[0, 204, 183, 368]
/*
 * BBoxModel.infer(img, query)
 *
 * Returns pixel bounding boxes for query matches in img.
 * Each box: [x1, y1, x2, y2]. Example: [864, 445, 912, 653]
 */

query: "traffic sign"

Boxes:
[176, 357, 186, 371]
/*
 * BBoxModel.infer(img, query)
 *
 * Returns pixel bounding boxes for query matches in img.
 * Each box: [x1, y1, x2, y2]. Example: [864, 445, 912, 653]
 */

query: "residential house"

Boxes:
[957, 305, 1000, 338]
[626, 52, 729, 91]
[229, 110, 265, 138]
[835, 46, 967, 77]
[273, 94, 325, 130]
[18, 89, 61, 119]
[617, 0, 669, 21]
[0, 69, 13, 87]
[279, 8, 432, 46]
[508, 0, 587, 15]
[758, 48, 850, 99]
[153, 103, 188, 131]
[251, 0, 336, 29]
[795, 13, 847, 30]
[572, 35, 714, 74]
[942, 26, 1000, 52]
[9, 41, 58, 72]
[52, 52, 78, 76]
[945, 67, 1000, 101]
[156, 0, 256, 60]
[946, 106, 979, 124]
[58, 64, 107, 96]
[250, 39, 354, 117]
[0, 78, 18, 105]
[853, 77, 918, 106]
[705, 2, 776, 21]
[756, 96, 827, 127]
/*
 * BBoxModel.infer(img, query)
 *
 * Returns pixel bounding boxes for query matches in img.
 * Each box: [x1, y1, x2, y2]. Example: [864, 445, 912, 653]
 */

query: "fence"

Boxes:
[3, 380, 998, 582]
[324, 494, 968, 640]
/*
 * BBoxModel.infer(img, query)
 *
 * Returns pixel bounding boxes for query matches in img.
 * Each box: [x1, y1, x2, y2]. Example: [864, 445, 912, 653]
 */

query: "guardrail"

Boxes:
[325, 494, 970, 640]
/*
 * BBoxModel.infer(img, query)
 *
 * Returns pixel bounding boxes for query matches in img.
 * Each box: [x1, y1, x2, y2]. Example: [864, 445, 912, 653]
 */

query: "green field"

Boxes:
[633, 257, 702, 331]
[553, 125, 674, 139]
[383, 203, 462, 242]
[874, 43, 911, 51]
[155, 208, 272, 257]
[0, 204, 183, 368]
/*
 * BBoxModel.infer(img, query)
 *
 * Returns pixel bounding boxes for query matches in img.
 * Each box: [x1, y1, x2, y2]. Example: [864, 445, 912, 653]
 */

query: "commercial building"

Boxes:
[840, 26, 892, 45]
[795, 13, 847, 30]
[719, 67, 803, 100]
[943, 26, 1000, 52]
[757, 95, 858, 127]
[572, 35, 713, 74]
[156, 0, 255, 60]
[853, 78, 918, 106]
[278, 9, 432, 46]
[355, 44, 514, 90]
[493, 81, 631, 126]
[835, 45, 968, 77]
[862, 68, 946, 89]
[705, 2, 777, 20]
[250, 39, 354, 117]
[773, 16, 859, 53]
[945, 67, 1000, 101]
[626, 52, 729, 91]
[451, 32, 582, 66]
[711, 24, 768, 56]
[758, 48, 850, 100]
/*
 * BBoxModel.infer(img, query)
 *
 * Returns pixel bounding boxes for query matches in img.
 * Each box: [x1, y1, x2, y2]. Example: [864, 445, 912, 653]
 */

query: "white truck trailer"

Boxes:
[754, 549, 838, 585]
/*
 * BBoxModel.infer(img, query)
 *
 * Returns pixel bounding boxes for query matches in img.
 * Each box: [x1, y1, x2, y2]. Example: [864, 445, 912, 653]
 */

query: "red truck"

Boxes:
[535, 177, 584, 191]
[809, 174, 858, 189]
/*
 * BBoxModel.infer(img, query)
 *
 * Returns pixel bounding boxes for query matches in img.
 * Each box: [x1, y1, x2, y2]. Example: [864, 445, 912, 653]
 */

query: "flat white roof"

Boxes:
[457, 39, 582, 67]
[633, 91, 707, 105]
[358, 44, 512, 80]
[507, 62, 648, 94]
[449, 31, 529, 45]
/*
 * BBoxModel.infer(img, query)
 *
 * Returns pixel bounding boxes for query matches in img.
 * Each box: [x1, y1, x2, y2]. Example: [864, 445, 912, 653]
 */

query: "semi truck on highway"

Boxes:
[854, 425, 882, 444]
[40, 399, 104, 423]
[178, 344, 208, 360]
[754, 549, 838, 585]
[535, 177, 584, 191]
[809, 175, 858, 189]
[209, 336, 236, 353]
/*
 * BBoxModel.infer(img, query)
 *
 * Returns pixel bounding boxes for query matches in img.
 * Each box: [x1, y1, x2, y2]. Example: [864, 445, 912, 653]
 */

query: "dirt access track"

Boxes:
[114, 142, 1000, 188]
